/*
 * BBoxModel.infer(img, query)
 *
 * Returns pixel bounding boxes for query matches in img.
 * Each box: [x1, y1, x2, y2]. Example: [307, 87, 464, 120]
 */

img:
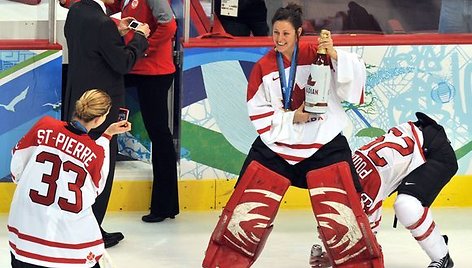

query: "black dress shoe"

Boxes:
[104, 237, 119, 249]
[142, 213, 175, 223]
[102, 231, 124, 242]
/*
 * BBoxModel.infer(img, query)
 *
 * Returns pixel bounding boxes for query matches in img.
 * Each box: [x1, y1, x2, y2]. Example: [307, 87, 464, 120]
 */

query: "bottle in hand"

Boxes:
[305, 29, 331, 114]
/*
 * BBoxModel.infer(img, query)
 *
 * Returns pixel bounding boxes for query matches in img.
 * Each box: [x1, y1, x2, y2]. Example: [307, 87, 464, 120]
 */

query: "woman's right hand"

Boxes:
[136, 23, 151, 38]
[104, 121, 132, 137]
[293, 102, 311, 124]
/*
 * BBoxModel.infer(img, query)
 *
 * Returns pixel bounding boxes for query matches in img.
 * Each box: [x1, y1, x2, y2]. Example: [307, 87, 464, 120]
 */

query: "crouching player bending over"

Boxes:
[310, 112, 457, 268]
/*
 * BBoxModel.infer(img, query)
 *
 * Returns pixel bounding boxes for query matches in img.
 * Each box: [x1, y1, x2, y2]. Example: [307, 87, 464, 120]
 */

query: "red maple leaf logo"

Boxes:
[87, 252, 95, 261]
[307, 75, 317, 86]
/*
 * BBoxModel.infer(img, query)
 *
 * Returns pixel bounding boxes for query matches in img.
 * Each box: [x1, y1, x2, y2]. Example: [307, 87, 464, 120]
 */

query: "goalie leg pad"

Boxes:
[307, 161, 384, 268]
[202, 161, 291, 268]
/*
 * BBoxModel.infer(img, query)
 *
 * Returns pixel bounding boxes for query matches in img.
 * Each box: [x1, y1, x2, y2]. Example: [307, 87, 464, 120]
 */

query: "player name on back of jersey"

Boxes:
[36, 128, 97, 167]
[352, 152, 374, 179]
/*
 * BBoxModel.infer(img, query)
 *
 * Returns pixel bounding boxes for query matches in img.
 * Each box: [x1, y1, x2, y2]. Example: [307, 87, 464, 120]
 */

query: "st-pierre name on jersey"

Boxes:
[35, 128, 97, 167]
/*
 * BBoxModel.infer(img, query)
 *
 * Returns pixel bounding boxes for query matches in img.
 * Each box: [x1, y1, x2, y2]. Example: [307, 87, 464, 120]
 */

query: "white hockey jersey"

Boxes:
[247, 42, 366, 164]
[353, 122, 426, 232]
[8, 116, 110, 267]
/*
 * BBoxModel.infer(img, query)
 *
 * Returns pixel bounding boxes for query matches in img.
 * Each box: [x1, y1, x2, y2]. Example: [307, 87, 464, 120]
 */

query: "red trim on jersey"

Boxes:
[407, 207, 429, 230]
[371, 218, 382, 230]
[249, 111, 274, 121]
[275, 142, 323, 150]
[366, 200, 383, 216]
[257, 126, 271, 135]
[102, 133, 112, 140]
[408, 121, 426, 161]
[8, 226, 103, 249]
[415, 222, 436, 241]
[10, 241, 102, 264]
[276, 152, 305, 162]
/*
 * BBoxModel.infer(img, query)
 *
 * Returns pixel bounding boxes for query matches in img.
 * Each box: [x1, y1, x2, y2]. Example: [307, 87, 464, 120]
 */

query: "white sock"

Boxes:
[394, 194, 448, 261]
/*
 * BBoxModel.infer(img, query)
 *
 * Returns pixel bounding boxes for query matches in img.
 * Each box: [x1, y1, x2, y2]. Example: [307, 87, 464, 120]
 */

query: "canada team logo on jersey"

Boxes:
[131, 0, 139, 9]
[223, 189, 284, 257]
[86, 252, 96, 264]
[290, 83, 305, 110]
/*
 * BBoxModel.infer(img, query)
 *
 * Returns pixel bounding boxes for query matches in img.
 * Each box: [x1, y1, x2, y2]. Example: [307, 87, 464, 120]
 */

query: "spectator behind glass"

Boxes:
[301, 1, 382, 35]
[105, 0, 180, 223]
[343, 1, 382, 33]
[61, 0, 150, 248]
[439, 0, 472, 33]
[8, 89, 132, 268]
[214, 0, 269, 36]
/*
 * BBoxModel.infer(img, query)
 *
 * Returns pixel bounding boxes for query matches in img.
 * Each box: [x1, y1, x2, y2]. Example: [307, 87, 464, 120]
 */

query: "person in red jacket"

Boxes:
[118, 0, 179, 223]
[61, 0, 180, 223]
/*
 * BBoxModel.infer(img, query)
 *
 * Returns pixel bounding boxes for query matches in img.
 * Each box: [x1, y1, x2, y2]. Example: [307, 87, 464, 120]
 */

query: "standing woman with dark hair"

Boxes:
[117, 0, 180, 224]
[241, 2, 366, 191]
[203, 3, 369, 267]
[8, 89, 131, 268]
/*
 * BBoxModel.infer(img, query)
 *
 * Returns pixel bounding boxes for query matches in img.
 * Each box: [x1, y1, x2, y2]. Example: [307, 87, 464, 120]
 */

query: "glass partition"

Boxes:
[274, 0, 442, 35]
[190, 0, 472, 38]
[0, 0, 66, 42]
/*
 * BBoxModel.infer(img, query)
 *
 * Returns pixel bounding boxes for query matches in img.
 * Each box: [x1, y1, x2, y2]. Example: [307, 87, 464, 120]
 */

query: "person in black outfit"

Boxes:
[63, 0, 149, 248]
[214, 0, 269, 36]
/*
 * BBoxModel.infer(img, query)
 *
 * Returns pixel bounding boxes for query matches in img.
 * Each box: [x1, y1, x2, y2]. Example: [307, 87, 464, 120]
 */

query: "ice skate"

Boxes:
[427, 235, 453, 268]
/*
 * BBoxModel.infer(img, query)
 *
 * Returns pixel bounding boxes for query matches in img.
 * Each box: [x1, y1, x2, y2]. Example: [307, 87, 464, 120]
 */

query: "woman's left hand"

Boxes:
[318, 31, 337, 60]
[104, 121, 132, 136]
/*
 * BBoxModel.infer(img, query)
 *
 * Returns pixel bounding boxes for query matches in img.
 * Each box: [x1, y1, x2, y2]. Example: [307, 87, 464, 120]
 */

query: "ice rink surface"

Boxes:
[1, 208, 471, 268]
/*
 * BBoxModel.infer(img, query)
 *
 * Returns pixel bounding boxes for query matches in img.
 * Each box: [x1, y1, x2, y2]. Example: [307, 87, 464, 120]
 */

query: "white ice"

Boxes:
[1, 208, 471, 267]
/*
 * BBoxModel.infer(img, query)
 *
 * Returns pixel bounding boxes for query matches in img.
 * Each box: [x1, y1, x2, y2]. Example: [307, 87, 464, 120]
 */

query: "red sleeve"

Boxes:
[106, 1, 122, 14]
[148, 18, 177, 46]
[88, 147, 106, 189]
[247, 61, 264, 102]
[12, 117, 51, 153]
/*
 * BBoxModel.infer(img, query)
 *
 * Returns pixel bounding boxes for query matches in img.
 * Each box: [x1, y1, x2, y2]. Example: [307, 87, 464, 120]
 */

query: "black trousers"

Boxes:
[61, 64, 123, 227]
[125, 73, 179, 217]
[218, 17, 269, 36]
[89, 94, 123, 226]
[91, 134, 118, 225]
[11, 252, 100, 268]
[238, 134, 362, 191]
